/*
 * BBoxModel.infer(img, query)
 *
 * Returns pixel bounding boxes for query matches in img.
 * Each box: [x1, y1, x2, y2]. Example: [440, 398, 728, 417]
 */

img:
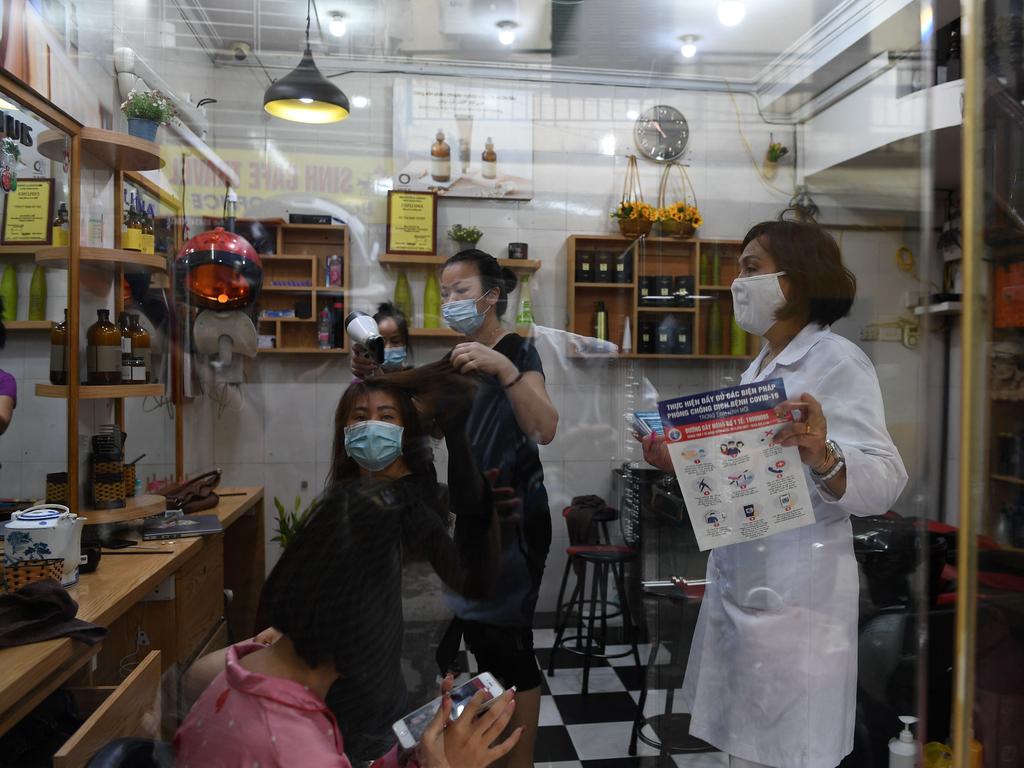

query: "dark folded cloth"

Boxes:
[567, 494, 607, 546]
[0, 579, 107, 648]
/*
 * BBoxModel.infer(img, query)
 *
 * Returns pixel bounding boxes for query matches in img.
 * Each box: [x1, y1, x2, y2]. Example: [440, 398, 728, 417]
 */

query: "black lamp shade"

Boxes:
[263, 45, 349, 124]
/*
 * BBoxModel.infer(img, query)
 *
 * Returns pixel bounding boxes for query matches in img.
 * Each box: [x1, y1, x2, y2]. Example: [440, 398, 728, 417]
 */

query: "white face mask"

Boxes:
[731, 272, 786, 336]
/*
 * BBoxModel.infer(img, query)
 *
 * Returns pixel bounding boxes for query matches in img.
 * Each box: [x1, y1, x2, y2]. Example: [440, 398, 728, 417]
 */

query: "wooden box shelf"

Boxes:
[35, 246, 167, 274]
[82, 495, 167, 526]
[36, 383, 164, 399]
[3, 320, 52, 330]
[380, 253, 541, 272]
[38, 128, 164, 171]
[567, 235, 757, 361]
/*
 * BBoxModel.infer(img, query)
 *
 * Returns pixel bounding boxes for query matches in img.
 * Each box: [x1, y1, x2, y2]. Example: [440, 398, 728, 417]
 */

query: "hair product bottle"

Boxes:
[49, 309, 68, 385]
[423, 270, 441, 328]
[593, 301, 608, 341]
[431, 130, 451, 182]
[28, 266, 46, 321]
[129, 314, 151, 383]
[393, 269, 413, 322]
[481, 137, 497, 180]
[87, 309, 122, 385]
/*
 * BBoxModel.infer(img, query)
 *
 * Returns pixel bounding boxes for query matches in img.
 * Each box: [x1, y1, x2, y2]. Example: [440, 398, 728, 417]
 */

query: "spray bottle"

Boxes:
[889, 715, 919, 768]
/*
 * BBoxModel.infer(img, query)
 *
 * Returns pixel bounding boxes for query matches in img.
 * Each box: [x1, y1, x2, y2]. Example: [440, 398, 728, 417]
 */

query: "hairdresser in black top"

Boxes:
[352, 249, 557, 768]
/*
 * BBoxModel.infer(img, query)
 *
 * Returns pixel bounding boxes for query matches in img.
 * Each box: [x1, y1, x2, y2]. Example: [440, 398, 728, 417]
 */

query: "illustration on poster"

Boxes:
[757, 428, 775, 445]
[705, 509, 725, 526]
[743, 503, 759, 520]
[728, 470, 754, 490]
[681, 447, 707, 464]
[779, 493, 795, 512]
[697, 478, 713, 497]
[767, 460, 787, 475]
[720, 440, 744, 458]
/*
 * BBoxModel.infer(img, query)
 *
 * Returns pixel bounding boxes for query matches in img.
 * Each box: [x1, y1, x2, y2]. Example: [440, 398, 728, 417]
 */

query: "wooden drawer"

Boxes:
[54, 651, 162, 768]
[175, 535, 224, 665]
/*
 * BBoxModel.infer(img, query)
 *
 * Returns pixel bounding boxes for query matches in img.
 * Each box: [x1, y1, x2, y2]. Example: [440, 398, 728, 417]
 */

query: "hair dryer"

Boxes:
[345, 311, 385, 364]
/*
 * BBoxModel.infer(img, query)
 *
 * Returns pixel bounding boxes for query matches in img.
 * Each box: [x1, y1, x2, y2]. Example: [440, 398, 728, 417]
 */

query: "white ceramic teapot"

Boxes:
[3, 504, 88, 588]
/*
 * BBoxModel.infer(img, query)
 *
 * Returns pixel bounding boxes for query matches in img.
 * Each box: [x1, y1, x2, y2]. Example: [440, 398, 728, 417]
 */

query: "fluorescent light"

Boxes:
[626, 109, 639, 121]
[496, 20, 518, 46]
[351, 95, 370, 109]
[0, 97, 18, 111]
[718, 0, 745, 26]
[680, 35, 699, 59]
[329, 13, 347, 38]
[600, 133, 616, 156]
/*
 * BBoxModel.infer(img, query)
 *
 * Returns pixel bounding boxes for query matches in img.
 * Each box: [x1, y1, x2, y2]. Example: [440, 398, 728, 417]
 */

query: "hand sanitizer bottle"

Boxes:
[888, 715, 918, 768]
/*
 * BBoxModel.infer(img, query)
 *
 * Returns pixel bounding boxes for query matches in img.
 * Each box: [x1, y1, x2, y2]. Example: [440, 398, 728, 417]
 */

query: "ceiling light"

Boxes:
[0, 97, 18, 111]
[496, 20, 518, 46]
[679, 35, 699, 59]
[328, 13, 347, 38]
[351, 95, 370, 109]
[718, 0, 745, 26]
[626, 109, 639, 121]
[263, 0, 349, 123]
[600, 133, 616, 156]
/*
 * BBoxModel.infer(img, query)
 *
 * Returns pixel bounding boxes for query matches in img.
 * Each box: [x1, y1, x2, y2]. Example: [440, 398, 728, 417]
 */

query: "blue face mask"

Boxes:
[343, 420, 404, 472]
[442, 295, 491, 335]
[383, 346, 407, 370]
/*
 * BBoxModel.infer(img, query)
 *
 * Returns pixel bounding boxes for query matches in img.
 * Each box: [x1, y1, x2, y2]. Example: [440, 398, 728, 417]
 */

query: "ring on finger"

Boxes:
[805, 423, 811, 435]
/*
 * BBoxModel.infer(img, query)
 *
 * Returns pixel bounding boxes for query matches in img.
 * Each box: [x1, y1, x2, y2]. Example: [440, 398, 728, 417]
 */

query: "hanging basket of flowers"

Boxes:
[656, 162, 702, 238]
[611, 155, 656, 237]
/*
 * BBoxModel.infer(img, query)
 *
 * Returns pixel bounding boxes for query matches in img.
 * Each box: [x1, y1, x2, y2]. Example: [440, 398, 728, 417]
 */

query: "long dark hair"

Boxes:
[443, 249, 518, 318]
[374, 301, 412, 353]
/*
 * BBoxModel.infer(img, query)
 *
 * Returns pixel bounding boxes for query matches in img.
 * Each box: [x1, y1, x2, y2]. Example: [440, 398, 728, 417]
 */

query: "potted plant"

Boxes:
[448, 224, 483, 253]
[610, 201, 658, 238]
[763, 138, 789, 180]
[120, 89, 175, 142]
[0, 138, 20, 192]
[271, 495, 313, 550]
[659, 202, 703, 238]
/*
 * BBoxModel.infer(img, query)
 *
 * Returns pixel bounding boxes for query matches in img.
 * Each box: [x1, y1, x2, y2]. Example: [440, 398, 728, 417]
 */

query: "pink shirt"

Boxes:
[175, 642, 404, 768]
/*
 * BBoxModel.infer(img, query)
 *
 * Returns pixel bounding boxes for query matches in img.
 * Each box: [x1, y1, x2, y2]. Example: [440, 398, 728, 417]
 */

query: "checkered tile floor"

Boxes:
[457, 614, 728, 768]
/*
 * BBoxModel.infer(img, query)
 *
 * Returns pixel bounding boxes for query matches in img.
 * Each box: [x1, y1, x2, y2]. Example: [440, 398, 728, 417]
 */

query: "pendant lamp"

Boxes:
[263, 0, 349, 123]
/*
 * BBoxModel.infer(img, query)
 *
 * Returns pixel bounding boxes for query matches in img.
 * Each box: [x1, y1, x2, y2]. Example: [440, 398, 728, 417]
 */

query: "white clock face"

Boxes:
[634, 105, 690, 163]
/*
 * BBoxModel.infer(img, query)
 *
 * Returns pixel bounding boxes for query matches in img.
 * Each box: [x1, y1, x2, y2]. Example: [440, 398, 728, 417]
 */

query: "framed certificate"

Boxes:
[2, 178, 55, 245]
[386, 191, 437, 255]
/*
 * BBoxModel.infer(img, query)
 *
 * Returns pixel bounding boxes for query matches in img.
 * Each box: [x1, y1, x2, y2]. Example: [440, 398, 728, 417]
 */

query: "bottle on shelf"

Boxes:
[593, 301, 608, 341]
[122, 193, 141, 252]
[318, 307, 332, 349]
[707, 300, 723, 356]
[118, 312, 133, 381]
[887, 716, 918, 768]
[326, 254, 343, 287]
[638, 320, 656, 354]
[423, 270, 441, 328]
[622, 316, 632, 353]
[393, 269, 413, 321]
[431, 130, 451, 183]
[87, 309, 122, 385]
[711, 243, 722, 285]
[130, 314, 152, 383]
[28, 266, 46, 321]
[481, 137, 497, 180]
[730, 312, 747, 357]
[656, 315, 677, 355]
[49, 308, 68, 385]
[332, 301, 345, 349]
[140, 202, 155, 255]
[0, 265, 17, 321]
[595, 251, 612, 283]
[52, 202, 69, 247]
[516, 274, 535, 326]
[675, 318, 693, 355]
[614, 249, 633, 284]
[575, 251, 595, 283]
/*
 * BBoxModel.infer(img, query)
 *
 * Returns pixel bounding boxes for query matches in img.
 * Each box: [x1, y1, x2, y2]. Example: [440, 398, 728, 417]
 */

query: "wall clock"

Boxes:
[633, 105, 690, 163]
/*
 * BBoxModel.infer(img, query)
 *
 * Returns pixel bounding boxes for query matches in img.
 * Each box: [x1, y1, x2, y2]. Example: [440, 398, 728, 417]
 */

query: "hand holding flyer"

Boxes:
[657, 378, 815, 551]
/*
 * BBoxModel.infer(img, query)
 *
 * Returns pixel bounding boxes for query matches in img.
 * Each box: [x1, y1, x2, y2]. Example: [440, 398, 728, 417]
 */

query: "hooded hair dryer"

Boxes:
[345, 311, 385, 364]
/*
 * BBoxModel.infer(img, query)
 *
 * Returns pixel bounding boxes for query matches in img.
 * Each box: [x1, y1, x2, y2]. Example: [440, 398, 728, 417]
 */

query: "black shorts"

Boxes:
[462, 620, 542, 692]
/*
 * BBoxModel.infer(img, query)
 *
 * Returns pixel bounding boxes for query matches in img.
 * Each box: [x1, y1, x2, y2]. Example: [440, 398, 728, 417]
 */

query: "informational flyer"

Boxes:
[657, 378, 815, 551]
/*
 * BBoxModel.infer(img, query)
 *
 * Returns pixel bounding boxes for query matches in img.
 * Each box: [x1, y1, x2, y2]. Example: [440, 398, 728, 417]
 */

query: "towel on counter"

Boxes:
[0, 579, 107, 647]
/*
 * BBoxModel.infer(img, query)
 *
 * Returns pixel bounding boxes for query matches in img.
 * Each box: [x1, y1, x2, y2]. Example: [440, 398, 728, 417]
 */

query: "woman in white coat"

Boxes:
[641, 218, 908, 768]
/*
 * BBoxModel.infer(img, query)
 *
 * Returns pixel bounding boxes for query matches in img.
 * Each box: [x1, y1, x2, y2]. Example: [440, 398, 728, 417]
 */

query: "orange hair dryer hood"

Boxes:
[174, 227, 263, 310]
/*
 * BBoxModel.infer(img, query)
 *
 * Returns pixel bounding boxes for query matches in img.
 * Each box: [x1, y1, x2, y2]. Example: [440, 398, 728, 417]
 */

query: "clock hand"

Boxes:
[651, 121, 668, 139]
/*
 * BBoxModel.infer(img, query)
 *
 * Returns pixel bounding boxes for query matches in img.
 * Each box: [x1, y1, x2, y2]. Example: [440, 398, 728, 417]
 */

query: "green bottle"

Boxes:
[516, 274, 535, 326]
[28, 266, 46, 321]
[393, 269, 413, 322]
[423, 270, 441, 328]
[0, 265, 17, 322]
[708, 301, 722, 355]
[730, 312, 747, 356]
[711, 243, 721, 285]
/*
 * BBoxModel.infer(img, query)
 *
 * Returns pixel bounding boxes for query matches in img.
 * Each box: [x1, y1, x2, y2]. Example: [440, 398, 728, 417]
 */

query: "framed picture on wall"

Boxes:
[386, 190, 438, 255]
[392, 76, 534, 201]
[2, 178, 55, 244]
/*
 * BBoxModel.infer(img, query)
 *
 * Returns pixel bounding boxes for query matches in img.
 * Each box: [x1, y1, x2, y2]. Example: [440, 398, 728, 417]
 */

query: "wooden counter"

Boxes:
[0, 487, 265, 740]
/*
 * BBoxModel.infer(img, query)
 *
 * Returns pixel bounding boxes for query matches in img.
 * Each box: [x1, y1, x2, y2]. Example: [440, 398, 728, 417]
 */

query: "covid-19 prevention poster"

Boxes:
[657, 378, 815, 551]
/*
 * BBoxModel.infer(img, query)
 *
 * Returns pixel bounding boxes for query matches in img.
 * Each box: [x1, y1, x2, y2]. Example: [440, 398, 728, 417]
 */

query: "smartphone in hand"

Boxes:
[392, 672, 505, 750]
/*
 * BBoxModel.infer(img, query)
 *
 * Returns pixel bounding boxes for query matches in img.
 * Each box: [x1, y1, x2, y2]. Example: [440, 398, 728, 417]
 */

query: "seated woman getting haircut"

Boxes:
[175, 478, 521, 768]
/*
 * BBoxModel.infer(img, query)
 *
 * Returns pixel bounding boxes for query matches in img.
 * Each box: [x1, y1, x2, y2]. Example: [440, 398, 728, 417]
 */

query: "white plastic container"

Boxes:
[888, 715, 919, 768]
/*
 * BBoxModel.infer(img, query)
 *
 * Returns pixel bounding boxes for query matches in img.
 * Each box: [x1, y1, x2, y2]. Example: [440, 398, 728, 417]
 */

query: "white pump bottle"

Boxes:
[888, 715, 919, 768]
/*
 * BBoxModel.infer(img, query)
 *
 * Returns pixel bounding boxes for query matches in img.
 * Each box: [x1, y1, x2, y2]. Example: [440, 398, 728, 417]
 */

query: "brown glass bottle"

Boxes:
[129, 314, 152, 383]
[481, 137, 497, 180]
[87, 309, 122, 385]
[430, 130, 451, 182]
[49, 309, 68, 385]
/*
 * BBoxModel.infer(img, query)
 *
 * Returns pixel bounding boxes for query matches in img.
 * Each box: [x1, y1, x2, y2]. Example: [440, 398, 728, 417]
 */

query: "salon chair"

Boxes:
[86, 738, 174, 767]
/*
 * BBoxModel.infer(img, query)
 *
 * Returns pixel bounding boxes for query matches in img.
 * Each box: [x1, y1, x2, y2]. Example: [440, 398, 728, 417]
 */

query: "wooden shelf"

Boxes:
[576, 282, 635, 289]
[259, 316, 314, 323]
[281, 223, 345, 231]
[262, 286, 314, 293]
[261, 255, 315, 262]
[380, 253, 541, 272]
[259, 347, 348, 354]
[991, 474, 1024, 487]
[35, 383, 164, 399]
[0, 244, 54, 256]
[410, 327, 461, 338]
[697, 285, 733, 291]
[38, 127, 164, 171]
[637, 307, 697, 314]
[4, 320, 52, 330]
[82, 495, 166, 526]
[36, 247, 167, 274]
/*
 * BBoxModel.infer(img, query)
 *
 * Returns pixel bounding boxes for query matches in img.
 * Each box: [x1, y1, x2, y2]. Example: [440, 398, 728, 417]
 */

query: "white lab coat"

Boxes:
[679, 323, 908, 768]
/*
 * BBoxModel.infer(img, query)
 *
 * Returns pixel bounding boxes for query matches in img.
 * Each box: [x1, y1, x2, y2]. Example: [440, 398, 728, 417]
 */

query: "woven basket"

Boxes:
[2, 559, 64, 593]
[91, 472, 126, 509]
[46, 472, 70, 505]
[660, 220, 696, 238]
[124, 464, 137, 497]
[618, 218, 654, 238]
[656, 162, 700, 239]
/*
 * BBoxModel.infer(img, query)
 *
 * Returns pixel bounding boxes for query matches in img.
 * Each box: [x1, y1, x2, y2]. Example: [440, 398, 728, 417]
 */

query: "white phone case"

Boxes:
[393, 672, 505, 749]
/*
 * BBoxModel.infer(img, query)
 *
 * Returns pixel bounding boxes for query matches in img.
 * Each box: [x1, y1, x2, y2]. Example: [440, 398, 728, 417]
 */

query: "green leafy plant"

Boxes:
[1, 137, 21, 163]
[766, 141, 789, 163]
[448, 224, 483, 243]
[120, 89, 176, 125]
[271, 495, 313, 550]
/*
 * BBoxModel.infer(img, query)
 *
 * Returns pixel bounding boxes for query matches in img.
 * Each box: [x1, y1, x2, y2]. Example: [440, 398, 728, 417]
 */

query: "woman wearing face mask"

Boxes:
[640, 218, 907, 768]
[374, 302, 413, 372]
